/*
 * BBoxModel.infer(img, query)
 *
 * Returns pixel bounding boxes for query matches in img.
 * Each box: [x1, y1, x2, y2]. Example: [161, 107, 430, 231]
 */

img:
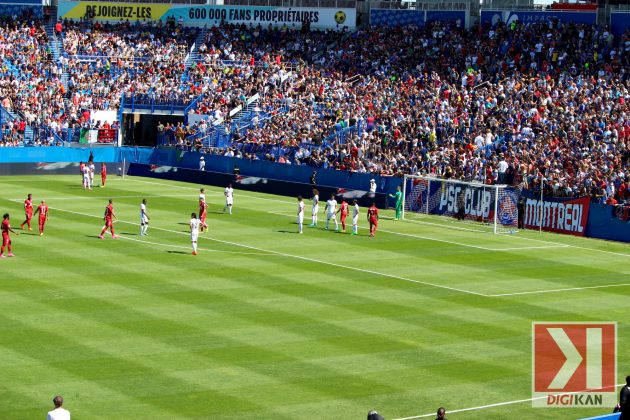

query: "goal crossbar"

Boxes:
[402, 175, 519, 234]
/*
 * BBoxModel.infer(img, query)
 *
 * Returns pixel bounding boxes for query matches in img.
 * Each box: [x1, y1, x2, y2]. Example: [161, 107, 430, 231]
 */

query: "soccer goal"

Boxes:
[402, 175, 520, 234]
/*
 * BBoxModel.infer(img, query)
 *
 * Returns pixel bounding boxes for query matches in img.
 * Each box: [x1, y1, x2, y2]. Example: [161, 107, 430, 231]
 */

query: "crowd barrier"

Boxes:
[0, 146, 153, 165]
[1, 146, 628, 243]
[149, 147, 401, 195]
[127, 163, 389, 208]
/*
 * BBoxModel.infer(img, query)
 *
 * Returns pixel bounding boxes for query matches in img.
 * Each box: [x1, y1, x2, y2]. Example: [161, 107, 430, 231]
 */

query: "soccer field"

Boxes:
[0, 175, 628, 419]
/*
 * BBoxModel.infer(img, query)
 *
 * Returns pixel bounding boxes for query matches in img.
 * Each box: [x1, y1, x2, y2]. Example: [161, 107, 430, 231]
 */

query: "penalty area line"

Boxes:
[49, 205, 487, 297]
[119, 235, 273, 256]
[266, 211, 569, 252]
[487, 282, 630, 297]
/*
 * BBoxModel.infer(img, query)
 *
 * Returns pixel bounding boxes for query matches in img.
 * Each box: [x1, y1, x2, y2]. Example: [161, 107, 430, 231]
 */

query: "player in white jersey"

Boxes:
[88, 162, 95, 188]
[82, 164, 91, 190]
[325, 194, 339, 230]
[352, 199, 360, 235]
[224, 183, 234, 214]
[297, 196, 305, 234]
[190, 212, 200, 255]
[140, 199, 150, 236]
[310, 189, 319, 227]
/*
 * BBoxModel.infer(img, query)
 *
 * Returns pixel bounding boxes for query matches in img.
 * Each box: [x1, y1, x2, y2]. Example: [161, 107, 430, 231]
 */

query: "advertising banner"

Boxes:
[370, 9, 466, 28]
[481, 10, 596, 26]
[127, 163, 388, 208]
[58, 1, 356, 29]
[611, 12, 630, 37]
[521, 191, 590, 236]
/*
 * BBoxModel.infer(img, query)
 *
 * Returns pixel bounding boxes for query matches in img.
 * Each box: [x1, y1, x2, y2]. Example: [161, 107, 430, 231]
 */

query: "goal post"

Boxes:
[402, 175, 520, 234]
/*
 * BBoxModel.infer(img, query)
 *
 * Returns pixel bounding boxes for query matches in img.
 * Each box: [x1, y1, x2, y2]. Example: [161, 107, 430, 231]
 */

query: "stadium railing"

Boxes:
[122, 93, 190, 114]
[321, 119, 364, 147]
[30, 125, 67, 146]
[184, 93, 204, 117]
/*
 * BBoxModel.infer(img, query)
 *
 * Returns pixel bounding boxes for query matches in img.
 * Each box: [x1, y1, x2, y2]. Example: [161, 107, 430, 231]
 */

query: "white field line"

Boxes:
[18, 178, 630, 296]
[119, 235, 273, 256]
[47, 205, 487, 297]
[118, 178, 629, 256]
[392, 383, 626, 420]
[495, 245, 570, 251]
[487, 282, 630, 297]
[125, 178, 203, 190]
[267, 211, 569, 252]
[403, 215, 490, 233]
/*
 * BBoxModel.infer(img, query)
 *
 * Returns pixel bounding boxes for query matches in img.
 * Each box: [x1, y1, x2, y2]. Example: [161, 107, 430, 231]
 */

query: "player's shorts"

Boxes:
[141, 216, 149, 224]
[2, 234, 10, 246]
[297, 215, 304, 224]
[327, 213, 336, 219]
[340, 213, 347, 221]
[312, 205, 319, 215]
[83, 175, 90, 183]
[191, 233, 199, 242]
[352, 215, 359, 225]
[370, 218, 378, 227]
[25, 211, 33, 219]
[105, 219, 113, 228]
[226, 198, 233, 205]
[200, 213, 207, 223]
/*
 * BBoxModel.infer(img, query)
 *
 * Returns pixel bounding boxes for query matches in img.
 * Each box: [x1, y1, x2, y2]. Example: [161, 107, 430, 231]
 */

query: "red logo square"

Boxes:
[533, 322, 616, 397]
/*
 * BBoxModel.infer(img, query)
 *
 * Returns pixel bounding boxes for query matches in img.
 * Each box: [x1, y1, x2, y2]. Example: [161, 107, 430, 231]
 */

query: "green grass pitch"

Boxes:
[0, 175, 628, 419]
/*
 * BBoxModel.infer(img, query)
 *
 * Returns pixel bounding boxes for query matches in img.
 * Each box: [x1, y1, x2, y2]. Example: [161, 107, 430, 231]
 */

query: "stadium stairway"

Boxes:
[0, 105, 34, 145]
[44, 21, 69, 90]
[181, 26, 207, 84]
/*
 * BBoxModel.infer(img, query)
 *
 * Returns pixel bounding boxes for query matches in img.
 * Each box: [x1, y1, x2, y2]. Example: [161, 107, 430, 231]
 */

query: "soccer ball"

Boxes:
[334, 11, 346, 25]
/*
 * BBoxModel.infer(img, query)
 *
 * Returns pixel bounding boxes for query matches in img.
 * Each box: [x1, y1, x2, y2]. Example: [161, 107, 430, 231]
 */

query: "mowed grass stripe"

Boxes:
[0, 175, 628, 419]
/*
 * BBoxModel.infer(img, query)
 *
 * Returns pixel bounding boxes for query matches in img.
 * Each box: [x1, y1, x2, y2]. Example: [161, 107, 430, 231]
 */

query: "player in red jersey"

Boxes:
[1, 213, 18, 257]
[367, 202, 379, 237]
[79, 162, 85, 185]
[20, 193, 34, 231]
[337, 199, 349, 233]
[99, 199, 119, 239]
[33, 200, 49, 236]
[101, 163, 107, 187]
[199, 199, 208, 232]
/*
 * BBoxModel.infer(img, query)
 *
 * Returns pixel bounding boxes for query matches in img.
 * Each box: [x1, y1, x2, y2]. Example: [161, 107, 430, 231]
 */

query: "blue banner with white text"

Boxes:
[481, 10, 596, 26]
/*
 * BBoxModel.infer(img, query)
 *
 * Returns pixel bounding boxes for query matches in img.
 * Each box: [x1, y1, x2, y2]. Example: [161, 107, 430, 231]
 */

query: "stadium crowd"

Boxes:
[199, 20, 630, 203]
[0, 15, 629, 202]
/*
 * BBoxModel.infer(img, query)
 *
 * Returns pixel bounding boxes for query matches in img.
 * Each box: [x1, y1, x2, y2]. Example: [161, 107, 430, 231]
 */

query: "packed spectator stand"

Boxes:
[0, 13, 628, 204]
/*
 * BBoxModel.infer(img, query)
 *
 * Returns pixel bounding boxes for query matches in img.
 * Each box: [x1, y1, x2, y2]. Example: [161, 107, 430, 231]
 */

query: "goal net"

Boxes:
[402, 175, 520, 234]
